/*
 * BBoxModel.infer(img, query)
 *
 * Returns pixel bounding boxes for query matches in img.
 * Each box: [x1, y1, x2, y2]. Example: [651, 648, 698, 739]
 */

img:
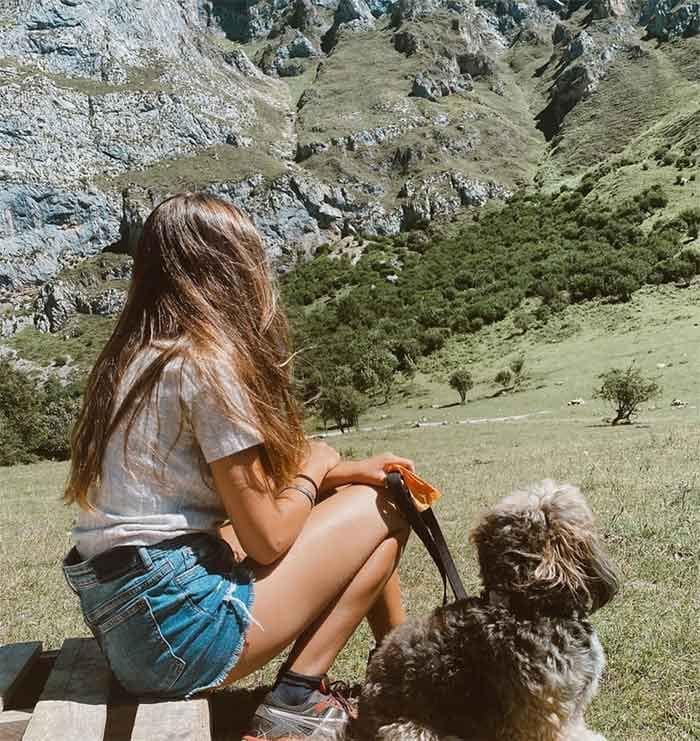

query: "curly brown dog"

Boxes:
[337, 480, 619, 741]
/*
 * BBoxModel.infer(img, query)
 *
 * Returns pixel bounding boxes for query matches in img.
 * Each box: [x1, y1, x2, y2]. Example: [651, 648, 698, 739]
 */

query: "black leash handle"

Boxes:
[386, 471, 467, 604]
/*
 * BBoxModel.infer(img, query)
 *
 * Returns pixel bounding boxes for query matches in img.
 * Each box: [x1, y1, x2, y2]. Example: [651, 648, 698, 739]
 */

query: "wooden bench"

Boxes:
[0, 639, 212, 741]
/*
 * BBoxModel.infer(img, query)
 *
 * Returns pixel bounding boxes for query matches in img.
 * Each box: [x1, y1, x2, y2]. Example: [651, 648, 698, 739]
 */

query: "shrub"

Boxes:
[662, 151, 676, 166]
[494, 368, 513, 389]
[318, 386, 368, 432]
[281, 185, 686, 410]
[0, 361, 81, 466]
[512, 311, 531, 335]
[449, 369, 473, 404]
[594, 365, 660, 425]
[420, 328, 448, 355]
[509, 355, 526, 387]
[680, 208, 700, 239]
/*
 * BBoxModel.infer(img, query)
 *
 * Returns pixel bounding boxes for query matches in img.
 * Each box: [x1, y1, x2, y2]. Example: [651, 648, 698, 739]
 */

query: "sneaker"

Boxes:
[243, 676, 353, 740]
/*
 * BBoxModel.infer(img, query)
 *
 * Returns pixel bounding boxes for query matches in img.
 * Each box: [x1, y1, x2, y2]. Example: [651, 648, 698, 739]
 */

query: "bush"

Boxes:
[594, 365, 660, 425]
[449, 369, 473, 404]
[318, 386, 368, 432]
[509, 355, 526, 387]
[512, 311, 531, 335]
[281, 185, 686, 410]
[420, 328, 448, 355]
[680, 208, 700, 240]
[494, 368, 513, 389]
[0, 361, 81, 466]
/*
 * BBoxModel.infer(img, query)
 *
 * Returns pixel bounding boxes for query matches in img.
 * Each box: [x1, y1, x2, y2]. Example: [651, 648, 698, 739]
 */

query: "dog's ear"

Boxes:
[535, 517, 619, 613]
[583, 533, 619, 612]
[472, 481, 619, 614]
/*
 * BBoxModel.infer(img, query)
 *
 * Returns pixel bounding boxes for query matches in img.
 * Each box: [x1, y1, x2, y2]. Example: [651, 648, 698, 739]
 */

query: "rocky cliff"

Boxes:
[1, 0, 698, 308]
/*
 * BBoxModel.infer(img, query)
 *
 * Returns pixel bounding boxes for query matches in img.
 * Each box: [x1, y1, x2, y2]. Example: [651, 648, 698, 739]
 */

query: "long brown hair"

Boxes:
[65, 192, 305, 508]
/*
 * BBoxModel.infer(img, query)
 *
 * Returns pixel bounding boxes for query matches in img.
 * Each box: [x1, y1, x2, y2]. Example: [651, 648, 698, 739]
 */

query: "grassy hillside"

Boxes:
[2, 283, 698, 739]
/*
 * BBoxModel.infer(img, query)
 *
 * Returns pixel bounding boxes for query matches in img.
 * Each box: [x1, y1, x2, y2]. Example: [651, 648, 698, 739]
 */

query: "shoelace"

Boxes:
[320, 677, 359, 716]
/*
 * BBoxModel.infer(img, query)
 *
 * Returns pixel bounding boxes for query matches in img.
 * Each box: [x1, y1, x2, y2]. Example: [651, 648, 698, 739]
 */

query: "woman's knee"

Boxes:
[333, 483, 410, 537]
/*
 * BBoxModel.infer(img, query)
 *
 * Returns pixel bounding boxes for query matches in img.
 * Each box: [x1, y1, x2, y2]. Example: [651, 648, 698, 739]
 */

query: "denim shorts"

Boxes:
[62, 533, 255, 698]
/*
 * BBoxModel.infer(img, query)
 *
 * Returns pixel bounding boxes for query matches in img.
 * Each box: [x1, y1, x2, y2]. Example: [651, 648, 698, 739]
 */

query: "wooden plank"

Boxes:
[130, 698, 211, 741]
[104, 698, 212, 741]
[23, 638, 111, 741]
[0, 710, 32, 741]
[0, 642, 42, 712]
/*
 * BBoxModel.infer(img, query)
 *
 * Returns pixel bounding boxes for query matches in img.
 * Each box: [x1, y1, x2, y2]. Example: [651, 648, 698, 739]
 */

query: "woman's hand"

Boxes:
[321, 452, 415, 493]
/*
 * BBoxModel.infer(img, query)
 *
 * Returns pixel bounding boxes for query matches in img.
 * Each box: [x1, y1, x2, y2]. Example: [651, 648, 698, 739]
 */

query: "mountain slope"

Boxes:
[1, 0, 698, 288]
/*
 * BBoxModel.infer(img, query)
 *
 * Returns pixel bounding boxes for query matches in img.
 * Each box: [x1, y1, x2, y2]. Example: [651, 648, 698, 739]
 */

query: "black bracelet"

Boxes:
[281, 484, 316, 508]
[295, 473, 320, 498]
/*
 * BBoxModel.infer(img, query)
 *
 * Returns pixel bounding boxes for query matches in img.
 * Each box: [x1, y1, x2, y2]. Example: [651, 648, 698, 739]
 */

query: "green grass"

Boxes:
[539, 35, 700, 218]
[0, 56, 169, 95]
[7, 315, 116, 372]
[1, 282, 699, 739]
[97, 144, 287, 192]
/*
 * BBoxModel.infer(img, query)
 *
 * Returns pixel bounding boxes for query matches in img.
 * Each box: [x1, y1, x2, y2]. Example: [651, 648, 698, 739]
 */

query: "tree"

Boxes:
[509, 356, 526, 387]
[679, 207, 700, 240]
[0, 360, 81, 465]
[449, 369, 473, 404]
[319, 386, 368, 433]
[594, 365, 660, 425]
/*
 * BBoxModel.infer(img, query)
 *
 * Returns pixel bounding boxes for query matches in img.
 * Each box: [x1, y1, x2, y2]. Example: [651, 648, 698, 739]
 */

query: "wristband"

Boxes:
[281, 484, 316, 508]
[295, 473, 320, 498]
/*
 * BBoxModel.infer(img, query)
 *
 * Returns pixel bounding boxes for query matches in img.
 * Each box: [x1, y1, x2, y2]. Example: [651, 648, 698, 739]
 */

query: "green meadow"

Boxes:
[1, 282, 698, 740]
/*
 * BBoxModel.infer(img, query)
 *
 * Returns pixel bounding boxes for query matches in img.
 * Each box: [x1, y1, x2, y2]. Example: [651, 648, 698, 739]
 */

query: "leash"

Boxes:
[386, 471, 467, 604]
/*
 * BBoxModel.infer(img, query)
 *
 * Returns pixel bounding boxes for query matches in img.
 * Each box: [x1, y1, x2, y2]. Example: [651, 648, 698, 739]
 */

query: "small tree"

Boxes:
[494, 368, 513, 389]
[449, 369, 473, 404]
[509, 355, 526, 387]
[319, 386, 368, 433]
[594, 365, 660, 425]
[680, 207, 700, 240]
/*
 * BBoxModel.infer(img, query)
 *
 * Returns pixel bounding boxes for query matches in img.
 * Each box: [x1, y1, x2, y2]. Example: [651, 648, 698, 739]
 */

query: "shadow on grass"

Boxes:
[584, 423, 652, 429]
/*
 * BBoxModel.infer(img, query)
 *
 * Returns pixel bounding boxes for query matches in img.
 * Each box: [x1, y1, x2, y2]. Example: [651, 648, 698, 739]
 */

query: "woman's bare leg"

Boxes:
[284, 534, 405, 675]
[223, 484, 409, 683]
[366, 570, 406, 645]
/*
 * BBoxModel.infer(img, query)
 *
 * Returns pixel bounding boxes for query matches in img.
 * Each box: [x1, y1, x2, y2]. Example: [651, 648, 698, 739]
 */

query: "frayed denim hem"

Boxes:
[184, 571, 256, 698]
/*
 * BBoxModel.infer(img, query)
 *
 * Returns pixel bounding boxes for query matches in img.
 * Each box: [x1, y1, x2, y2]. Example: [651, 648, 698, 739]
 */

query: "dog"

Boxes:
[339, 480, 619, 741]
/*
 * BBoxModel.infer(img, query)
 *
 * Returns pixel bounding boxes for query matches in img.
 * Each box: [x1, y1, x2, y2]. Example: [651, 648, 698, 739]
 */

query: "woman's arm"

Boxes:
[210, 441, 339, 565]
[321, 452, 415, 493]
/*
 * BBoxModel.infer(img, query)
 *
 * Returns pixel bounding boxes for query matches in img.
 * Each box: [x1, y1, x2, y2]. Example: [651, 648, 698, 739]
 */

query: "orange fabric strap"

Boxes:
[383, 463, 441, 512]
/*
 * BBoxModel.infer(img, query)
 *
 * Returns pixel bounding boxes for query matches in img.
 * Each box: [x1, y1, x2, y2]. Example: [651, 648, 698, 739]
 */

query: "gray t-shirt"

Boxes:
[73, 347, 262, 559]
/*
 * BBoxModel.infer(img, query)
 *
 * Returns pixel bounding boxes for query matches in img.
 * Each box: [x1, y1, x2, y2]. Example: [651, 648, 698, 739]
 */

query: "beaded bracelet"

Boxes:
[281, 483, 316, 508]
[294, 473, 320, 499]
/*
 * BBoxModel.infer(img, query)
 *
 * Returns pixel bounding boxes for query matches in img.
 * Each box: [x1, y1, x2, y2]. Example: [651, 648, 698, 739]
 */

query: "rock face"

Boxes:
[0, 186, 120, 288]
[643, 0, 700, 39]
[0, 0, 698, 319]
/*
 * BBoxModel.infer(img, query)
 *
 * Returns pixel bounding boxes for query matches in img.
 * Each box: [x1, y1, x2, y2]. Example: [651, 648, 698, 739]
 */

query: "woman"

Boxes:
[62, 192, 412, 739]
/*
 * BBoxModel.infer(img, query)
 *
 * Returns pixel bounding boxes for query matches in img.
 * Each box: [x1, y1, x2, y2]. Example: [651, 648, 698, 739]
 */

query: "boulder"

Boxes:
[456, 52, 496, 78]
[323, 0, 375, 50]
[392, 0, 442, 24]
[393, 30, 420, 55]
[287, 32, 320, 58]
[410, 69, 473, 100]
[33, 281, 82, 333]
[336, 0, 375, 24]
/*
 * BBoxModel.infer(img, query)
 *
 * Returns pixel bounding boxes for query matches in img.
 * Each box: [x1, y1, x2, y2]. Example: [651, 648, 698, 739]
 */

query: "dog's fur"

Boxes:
[339, 481, 619, 741]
